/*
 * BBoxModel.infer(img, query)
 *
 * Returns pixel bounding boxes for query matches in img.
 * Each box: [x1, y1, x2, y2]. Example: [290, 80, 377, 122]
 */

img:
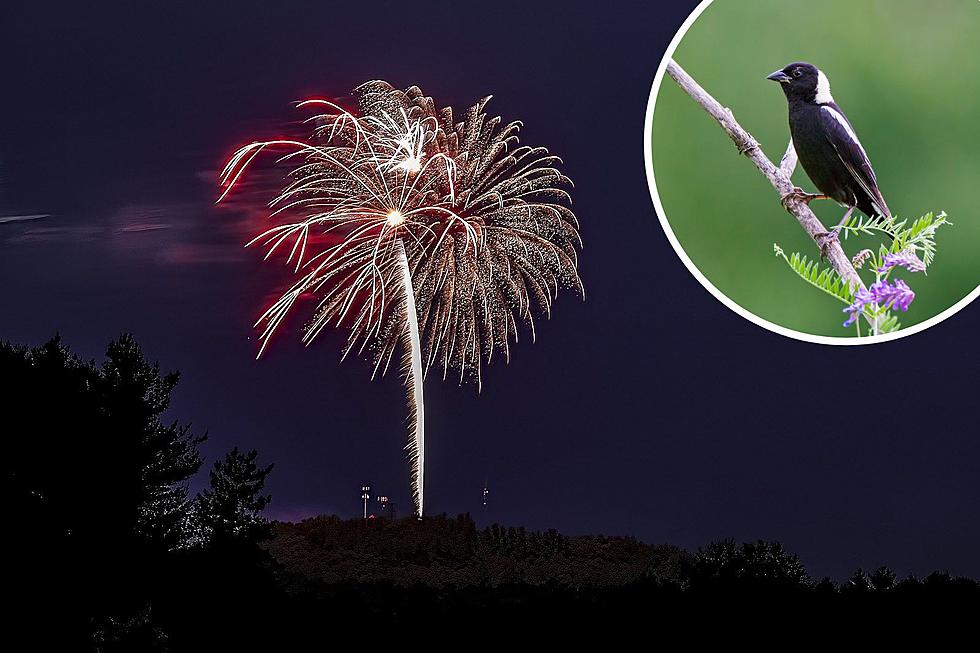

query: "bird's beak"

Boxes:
[767, 70, 792, 84]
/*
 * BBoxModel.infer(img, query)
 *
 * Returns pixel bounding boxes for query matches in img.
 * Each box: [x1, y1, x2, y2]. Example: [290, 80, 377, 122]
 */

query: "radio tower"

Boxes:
[361, 485, 371, 519]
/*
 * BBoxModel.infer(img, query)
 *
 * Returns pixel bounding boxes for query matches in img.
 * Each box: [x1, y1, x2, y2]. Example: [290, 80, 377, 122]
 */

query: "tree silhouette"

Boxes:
[99, 335, 206, 550]
[3, 334, 204, 648]
[163, 450, 278, 650]
[869, 566, 897, 592]
[845, 568, 874, 594]
[687, 539, 811, 592]
[194, 447, 274, 547]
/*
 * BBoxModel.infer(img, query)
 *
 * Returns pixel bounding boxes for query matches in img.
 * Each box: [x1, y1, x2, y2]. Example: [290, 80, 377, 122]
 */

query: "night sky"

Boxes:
[2, 1, 977, 580]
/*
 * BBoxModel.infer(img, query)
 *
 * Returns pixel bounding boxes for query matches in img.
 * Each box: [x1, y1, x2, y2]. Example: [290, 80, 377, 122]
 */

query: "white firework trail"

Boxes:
[395, 238, 425, 514]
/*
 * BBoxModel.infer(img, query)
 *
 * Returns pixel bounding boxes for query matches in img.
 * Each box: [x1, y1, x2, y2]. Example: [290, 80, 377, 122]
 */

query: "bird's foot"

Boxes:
[815, 228, 840, 259]
[781, 187, 828, 209]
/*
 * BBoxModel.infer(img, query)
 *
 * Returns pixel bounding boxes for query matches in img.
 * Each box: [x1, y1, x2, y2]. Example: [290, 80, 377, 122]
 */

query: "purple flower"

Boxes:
[874, 278, 916, 311]
[843, 279, 916, 327]
[878, 250, 926, 274]
[843, 287, 875, 327]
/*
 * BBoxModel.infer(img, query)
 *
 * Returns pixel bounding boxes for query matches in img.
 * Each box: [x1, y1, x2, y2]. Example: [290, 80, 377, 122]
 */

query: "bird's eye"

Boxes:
[793, 69, 803, 78]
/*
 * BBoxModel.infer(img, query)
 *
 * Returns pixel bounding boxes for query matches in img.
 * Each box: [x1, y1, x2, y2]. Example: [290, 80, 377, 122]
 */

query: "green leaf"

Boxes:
[891, 211, 949, 268]
[773, 245, 856, 306]
[877, 311, 902, 334]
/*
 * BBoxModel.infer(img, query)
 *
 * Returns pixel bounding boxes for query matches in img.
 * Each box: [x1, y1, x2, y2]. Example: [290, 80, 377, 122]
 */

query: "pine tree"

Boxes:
[194, 447, 274, 547]
[2, 334, 206, 648]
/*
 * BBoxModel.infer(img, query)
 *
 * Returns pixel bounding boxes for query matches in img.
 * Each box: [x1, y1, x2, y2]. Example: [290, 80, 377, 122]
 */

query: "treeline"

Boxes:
[3, 336, 978, 650]
[270, 515, 684, 587]
[270, 515, 980, 600]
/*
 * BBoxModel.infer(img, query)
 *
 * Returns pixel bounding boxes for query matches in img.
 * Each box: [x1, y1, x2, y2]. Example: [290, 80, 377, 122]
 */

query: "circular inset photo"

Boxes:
[646, 0, 980, 342]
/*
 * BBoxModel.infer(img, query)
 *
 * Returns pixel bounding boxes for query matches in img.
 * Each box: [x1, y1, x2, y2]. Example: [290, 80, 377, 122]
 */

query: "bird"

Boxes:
[767, 62, 890, 252]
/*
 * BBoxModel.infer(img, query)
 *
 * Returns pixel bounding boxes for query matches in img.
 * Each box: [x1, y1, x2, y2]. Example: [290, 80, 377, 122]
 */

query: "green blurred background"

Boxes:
[651, 0, 980, 337]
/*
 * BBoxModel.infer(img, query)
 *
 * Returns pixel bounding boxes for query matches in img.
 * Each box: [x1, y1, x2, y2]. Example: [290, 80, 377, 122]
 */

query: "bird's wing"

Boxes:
[819, 104, 890, 217]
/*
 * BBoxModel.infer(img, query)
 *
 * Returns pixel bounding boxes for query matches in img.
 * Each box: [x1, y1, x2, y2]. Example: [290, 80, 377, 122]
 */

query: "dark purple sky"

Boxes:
[2, 1, 977, 580]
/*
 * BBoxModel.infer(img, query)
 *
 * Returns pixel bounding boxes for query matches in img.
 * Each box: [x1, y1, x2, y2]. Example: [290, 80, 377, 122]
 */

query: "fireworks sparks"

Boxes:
[219, 81, 582, 516]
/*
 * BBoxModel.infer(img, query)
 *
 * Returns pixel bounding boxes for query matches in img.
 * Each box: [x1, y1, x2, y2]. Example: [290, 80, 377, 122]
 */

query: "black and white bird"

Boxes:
[767, 62, 890, 248]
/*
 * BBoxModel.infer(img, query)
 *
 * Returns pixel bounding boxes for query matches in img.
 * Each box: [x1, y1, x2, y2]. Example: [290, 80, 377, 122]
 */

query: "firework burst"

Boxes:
[219, 81, 582, 516]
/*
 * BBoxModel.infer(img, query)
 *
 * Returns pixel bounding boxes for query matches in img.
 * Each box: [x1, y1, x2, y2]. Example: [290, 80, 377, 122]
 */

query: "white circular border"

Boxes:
[644, 0, 980, 345]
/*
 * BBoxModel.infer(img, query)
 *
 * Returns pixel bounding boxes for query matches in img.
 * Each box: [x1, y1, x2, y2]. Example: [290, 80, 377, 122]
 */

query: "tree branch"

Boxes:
[665, 59, 865, 293]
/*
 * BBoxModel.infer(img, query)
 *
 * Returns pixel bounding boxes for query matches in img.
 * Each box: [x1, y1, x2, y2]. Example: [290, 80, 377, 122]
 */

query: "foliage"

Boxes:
[2, 334, 274, 650]
[840, 211, 950, 268]
[265, 518, 980, 625]
[193, 447, 274, 547]
[774, 211, 949, 336]
[267, 514, 684, 589]
[2, 334, 205, 551]
[773, 245, 855, 305]
[686, 538, 811, 591]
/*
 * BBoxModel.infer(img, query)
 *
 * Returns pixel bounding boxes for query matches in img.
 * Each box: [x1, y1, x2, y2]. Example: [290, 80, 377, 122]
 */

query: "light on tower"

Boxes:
[361, 485, 371, 519]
